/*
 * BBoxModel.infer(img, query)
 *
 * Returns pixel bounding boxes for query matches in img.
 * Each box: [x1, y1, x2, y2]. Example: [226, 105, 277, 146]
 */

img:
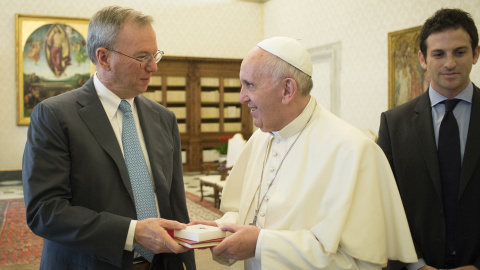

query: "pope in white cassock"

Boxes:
[192, 37, 418, 269]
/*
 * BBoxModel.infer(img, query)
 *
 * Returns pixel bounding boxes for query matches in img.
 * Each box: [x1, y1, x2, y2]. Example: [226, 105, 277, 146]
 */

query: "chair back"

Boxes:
[226, 133, 246, 168]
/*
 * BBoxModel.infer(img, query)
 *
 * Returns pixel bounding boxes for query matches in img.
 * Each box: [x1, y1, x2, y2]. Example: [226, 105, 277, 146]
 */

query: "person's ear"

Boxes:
[473, 45, 480, 65]
[281, 78, 298, 105]
[97, 48, 112, 71]
[418, 50, 427, 69]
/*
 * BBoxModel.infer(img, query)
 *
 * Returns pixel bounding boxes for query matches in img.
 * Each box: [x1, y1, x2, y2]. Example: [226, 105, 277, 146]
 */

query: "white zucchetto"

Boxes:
[257, 37, 312, 77]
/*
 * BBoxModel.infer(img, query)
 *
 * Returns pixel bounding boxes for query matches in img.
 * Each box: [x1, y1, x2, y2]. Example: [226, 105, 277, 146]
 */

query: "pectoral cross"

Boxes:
[250, 216, 257, 226]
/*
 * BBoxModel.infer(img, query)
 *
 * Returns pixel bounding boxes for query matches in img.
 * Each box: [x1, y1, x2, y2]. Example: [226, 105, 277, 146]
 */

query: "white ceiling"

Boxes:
[237, 0, 270, 3]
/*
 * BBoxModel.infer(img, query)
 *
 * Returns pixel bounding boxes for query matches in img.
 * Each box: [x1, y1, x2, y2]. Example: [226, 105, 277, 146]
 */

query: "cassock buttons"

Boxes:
[272, 152, 278, 157]
[260, 212, 265, 217]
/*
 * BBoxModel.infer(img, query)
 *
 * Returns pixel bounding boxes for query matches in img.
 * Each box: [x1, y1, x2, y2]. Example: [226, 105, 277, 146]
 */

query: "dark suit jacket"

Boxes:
[377, 84, 480, 269]
[22, 77, 195, 270]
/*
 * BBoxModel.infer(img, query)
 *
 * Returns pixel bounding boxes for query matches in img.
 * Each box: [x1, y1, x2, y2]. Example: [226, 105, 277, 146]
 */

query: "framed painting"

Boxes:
[388, 25, 430, 109]
[16, 14, 93, 125]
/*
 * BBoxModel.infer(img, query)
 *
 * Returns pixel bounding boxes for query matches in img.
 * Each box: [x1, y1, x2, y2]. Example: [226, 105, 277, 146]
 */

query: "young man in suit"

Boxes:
[22, 6, 195, 270]
[378, 8, 480, 270]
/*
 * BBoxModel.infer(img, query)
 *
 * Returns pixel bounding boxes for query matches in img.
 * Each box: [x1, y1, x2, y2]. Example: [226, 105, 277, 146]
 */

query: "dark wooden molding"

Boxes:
[0, 170, 22, 182]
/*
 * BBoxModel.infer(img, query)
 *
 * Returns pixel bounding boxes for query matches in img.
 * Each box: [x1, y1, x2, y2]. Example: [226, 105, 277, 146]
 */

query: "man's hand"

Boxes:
[439, 266, 479, 270]
[212, 224, 260, 260]
[420, 266, 438, 270]
[134, 218, 189, 254]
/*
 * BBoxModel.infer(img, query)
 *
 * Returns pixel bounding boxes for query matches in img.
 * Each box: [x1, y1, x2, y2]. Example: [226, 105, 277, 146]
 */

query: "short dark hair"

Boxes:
[419, 8, 478, 57]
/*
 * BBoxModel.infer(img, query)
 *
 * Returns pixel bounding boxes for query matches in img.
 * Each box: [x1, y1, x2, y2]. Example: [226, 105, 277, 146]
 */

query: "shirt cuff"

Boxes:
[124, 220, 137, 251]
[406, 258, 425, 270]
[254, 229, 264, 262]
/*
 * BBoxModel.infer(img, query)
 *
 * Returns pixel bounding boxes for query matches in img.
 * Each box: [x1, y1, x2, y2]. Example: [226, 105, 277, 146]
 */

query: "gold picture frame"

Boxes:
[388, 25, 430, 109]
[16, 14, 93, 125]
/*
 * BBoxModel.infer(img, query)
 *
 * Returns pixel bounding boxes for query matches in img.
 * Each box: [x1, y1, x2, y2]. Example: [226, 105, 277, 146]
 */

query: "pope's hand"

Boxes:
[212, 223, 260, 260]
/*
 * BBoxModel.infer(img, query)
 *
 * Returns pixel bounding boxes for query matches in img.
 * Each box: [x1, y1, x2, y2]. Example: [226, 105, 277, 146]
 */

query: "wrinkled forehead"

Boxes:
[245, 47, 272, 63]
[240, 48, 273, 78]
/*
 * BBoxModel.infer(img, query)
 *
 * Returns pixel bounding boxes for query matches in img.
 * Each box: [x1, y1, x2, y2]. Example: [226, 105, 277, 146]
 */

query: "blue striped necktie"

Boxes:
[119, 100, 156, 262]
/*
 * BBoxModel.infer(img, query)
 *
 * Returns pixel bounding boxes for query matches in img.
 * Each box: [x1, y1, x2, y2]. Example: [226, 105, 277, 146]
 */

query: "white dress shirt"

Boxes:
[93, 73, 160, 252]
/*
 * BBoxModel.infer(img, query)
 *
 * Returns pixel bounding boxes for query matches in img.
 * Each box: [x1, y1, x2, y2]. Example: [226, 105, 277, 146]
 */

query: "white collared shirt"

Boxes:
[93, 73, 160, 252]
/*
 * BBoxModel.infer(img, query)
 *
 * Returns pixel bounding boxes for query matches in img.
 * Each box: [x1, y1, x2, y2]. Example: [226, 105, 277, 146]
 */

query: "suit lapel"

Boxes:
[412, 91, 443, 198]
[76, 78, 134, 200]
[459, 85, 480, 198]
[135, 97, 169, 200]
[136, 96, 161, 176]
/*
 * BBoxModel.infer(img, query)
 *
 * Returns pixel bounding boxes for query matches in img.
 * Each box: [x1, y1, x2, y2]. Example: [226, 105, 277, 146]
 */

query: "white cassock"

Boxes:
[216, 97, 417, 269]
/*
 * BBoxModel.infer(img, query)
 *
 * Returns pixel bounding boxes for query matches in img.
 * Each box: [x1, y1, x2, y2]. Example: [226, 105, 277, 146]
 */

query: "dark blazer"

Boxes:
[377, 84, 480, 269]
[22, 77, 195, 270]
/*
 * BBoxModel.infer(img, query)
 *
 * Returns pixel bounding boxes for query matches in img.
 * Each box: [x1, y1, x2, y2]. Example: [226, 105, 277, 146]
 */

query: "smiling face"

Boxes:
[418, 28, 480, 98]
[239, 47, 288, 132]
[103, 21, 158, 99]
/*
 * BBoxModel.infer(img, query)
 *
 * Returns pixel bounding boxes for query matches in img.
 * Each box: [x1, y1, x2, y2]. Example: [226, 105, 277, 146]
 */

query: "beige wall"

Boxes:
[2, 0, 480, 170]
[263, 0, 480, 132]
[0, 0, 262, 170]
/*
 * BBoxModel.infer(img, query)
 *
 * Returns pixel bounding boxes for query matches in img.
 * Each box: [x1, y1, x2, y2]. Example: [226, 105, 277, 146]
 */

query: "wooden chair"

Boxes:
[199, 134, 246, 208]
[199, 163, 232, 208]
[202, 161, 225, 176]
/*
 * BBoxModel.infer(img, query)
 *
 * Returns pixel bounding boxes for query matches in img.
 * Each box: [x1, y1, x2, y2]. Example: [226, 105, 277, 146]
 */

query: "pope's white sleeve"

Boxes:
[258, 229, 383, 269]
[215, 211, 238, 226]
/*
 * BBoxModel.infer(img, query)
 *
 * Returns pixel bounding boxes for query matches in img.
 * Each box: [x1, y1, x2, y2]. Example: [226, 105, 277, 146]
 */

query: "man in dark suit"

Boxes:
[22, 6, 195, 270]
[378, 8, 480, 270]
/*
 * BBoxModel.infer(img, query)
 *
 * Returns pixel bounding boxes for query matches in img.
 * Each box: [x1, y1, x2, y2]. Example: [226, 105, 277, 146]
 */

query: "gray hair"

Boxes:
[263, 53, 313, 96]
[87, 6, 153, 64]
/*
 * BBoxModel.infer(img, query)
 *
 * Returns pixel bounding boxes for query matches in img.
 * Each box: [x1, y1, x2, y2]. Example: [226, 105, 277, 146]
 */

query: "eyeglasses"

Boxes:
[107, 49, 164, 69]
